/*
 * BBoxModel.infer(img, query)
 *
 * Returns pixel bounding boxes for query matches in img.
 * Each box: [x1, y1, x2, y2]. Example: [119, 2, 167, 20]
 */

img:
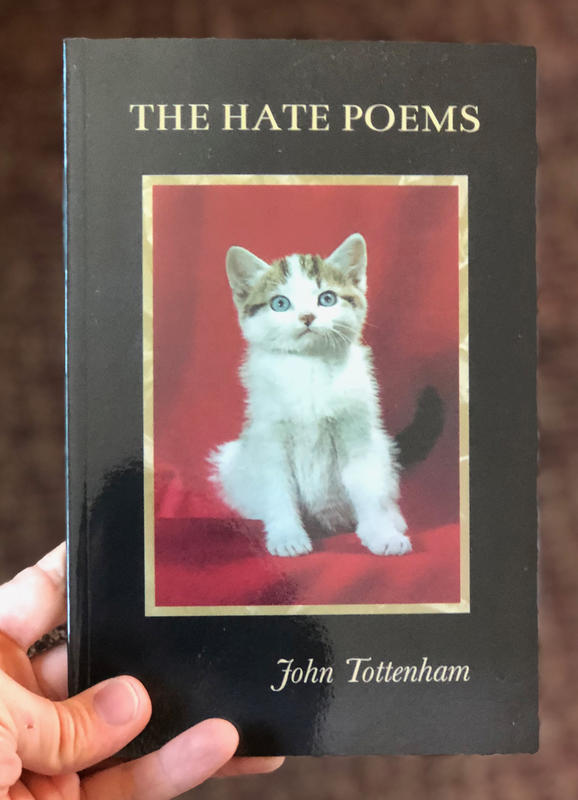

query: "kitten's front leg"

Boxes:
[245, 437, 312, 557]
[356, 504, 411, 556]
[262, 494, 313, 558]
[265, 517, 313, 557]
[342, 446, 411, 556]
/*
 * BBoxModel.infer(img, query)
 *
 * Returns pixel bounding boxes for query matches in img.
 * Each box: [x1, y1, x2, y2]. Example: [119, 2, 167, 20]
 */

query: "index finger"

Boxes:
[0, 543, 66, 650]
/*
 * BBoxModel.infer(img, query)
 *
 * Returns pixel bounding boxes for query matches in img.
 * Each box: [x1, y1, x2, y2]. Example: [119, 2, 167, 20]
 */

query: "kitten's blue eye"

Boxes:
[270, 295, 291, 312]
[318, 290, 337, 307]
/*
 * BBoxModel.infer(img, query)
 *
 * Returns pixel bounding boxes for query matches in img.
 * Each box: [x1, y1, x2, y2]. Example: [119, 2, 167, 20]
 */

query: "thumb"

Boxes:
[3, 672, 151, 774]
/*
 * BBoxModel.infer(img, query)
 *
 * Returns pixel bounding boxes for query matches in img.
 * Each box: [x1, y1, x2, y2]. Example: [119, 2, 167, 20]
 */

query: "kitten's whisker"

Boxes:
[329, 328, 352, 348]
[331, 325, 354, 342]
[333, 321, 355, 331]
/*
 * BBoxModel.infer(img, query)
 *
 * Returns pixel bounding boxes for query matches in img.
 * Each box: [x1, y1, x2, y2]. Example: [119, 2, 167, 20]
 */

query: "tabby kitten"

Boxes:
[210, 233, 411, 557]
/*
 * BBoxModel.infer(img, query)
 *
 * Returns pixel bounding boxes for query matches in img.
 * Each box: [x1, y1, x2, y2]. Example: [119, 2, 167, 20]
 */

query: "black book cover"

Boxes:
[64, 38, 537, 756]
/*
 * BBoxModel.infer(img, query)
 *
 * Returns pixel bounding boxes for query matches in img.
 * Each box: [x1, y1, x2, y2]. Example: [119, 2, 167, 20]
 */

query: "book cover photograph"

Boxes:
[145, 174, 468, 616]
[65, 38, 537, 756]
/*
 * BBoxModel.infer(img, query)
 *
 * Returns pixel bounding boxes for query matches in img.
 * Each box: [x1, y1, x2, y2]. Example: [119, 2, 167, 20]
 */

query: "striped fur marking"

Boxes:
[240, 251, 366, 316]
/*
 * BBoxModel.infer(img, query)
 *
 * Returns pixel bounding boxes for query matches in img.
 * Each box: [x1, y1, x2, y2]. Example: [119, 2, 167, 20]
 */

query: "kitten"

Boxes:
[210, 233, 429, 557]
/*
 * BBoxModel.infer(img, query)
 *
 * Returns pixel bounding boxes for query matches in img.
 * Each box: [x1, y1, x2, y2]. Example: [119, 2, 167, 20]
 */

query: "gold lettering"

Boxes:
[422, 105, 457, 133]
[460, 104, 480, 133]
[346, 657, 372, 682]
[270, 658, 293, 692]
[364, 104, 395, 132]
[392, 666, 404, 683]
[343, 104, 363, 131]
[189, 104, 210, 131]
[310, 104, 330, 131]
[223, 104, 249, 131]
[281, 103, 308, 131]
[418, 656, 433, 682]
[399, 105, 420, 132]
[252, 104, 282, 131]
[157, 104, 183, 131]
[446, 664, 470, 681]
[129, 103, 155, 131]
[317, 664, 334, 683]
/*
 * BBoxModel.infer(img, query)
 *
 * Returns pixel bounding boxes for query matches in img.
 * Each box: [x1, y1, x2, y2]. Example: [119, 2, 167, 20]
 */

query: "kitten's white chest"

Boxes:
[243, 345, 372, 423]
[241, 346, 376, 526]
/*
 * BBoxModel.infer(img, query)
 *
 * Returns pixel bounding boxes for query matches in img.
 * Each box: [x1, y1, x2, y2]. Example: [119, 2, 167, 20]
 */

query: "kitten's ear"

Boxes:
[226, 246, 270, 301]
[326, 233, 367, 291]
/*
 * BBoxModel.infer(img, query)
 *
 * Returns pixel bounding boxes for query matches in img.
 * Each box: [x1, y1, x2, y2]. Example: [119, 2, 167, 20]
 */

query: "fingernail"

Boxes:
[93, 678, 140, 726]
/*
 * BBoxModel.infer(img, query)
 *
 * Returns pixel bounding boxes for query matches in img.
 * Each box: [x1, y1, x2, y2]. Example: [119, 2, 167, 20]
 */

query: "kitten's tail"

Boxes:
[395, 386, 444, 469]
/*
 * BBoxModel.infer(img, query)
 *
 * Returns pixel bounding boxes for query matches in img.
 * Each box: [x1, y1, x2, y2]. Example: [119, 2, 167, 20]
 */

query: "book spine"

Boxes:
[64, 39, 90, 695]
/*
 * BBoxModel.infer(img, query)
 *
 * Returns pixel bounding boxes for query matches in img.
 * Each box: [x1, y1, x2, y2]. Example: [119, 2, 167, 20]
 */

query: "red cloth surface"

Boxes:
[152, 182, 461, 607]
[155, 519, 460, 607]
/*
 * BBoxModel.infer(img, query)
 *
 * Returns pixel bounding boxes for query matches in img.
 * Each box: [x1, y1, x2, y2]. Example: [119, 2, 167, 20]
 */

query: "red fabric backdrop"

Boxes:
[152, 182, 461, 607]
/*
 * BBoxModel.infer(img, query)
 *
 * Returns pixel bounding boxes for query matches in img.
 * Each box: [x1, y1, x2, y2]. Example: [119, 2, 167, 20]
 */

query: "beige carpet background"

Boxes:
[0, 1, 576, 797]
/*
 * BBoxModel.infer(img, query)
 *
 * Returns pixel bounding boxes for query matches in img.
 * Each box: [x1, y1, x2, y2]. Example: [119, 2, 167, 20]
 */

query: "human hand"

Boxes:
[0, 543, 283, 798]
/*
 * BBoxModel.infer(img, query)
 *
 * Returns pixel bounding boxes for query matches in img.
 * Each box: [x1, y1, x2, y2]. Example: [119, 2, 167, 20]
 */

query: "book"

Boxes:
[64, 38, 538, 756]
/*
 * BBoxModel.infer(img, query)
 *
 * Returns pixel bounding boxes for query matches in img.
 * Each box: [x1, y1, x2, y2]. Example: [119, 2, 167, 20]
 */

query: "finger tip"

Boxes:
[117, 675, 153, 723]
[262, 755, 285, 772]
[215, 754, 286, 778]
[195, 718, 240, 758]
[156, 718, 240, 793]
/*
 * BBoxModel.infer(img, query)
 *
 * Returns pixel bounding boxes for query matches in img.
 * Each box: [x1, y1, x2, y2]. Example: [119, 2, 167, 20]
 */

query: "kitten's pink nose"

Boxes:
[300, 313, 315, 327]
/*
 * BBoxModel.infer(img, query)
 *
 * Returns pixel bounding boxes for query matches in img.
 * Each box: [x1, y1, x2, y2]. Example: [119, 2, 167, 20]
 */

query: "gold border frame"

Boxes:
[143, 174, 469, 616]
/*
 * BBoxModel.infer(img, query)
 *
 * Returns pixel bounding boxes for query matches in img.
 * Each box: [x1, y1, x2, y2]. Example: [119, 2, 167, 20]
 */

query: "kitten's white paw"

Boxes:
[357, 507, 411, 556]
[266, 526, 313, 557]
